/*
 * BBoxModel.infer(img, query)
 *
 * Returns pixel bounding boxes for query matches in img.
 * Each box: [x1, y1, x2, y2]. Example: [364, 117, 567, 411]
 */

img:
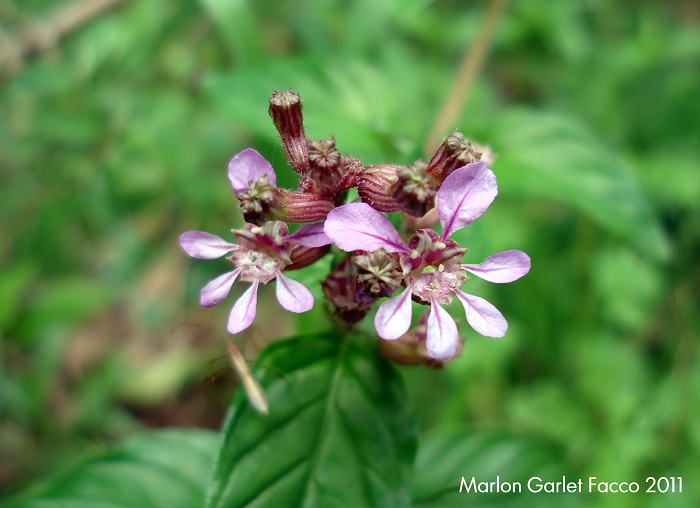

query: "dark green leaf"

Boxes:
[412, 428, 580, 508]
[3, 429, 218, 508]
[207, 332, 416, 508]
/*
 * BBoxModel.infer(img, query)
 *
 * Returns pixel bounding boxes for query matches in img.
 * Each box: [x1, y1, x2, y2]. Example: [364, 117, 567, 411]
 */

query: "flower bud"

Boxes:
[357, 164, 402, 212]
[392, 160, 438, 217]
[278, 189, 335, 222]
[352, 249, 403, 298]
[424, 130, 483, 182]
[307, 137, 342, 191]
[269, 89, 310, 175]
[321, 259, 376, 324]
[236, 180, 335, 225]
[336, 155, 363, 194]
[287, 244, 331, 270]
[378, 310, 464, 368]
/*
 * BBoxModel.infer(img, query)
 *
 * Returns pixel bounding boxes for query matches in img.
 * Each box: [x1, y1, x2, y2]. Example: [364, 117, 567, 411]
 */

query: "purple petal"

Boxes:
[286, 223, 333, 248]
[228, 281, 259, 334]
[325, 203, 409, 253]
[455, 290, 508, 337]
[275, 272, 314, 313]
[461, 250, 531, 283]
[374, 288, 413, 340]
[200, 268, 242, 307]
[179, 231, 238, 259]
[426, 301, 459, 360]
[227, 148, 277, 194]
[438, 161, 498, 239]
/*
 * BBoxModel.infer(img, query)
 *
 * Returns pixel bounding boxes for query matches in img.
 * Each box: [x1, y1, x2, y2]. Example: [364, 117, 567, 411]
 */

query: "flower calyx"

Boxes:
[424, 130, 483, 182]
[269, 89, 309, 174]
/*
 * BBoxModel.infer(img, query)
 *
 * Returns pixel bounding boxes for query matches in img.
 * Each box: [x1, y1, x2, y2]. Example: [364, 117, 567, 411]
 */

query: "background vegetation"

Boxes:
[1, 0, 698, 507]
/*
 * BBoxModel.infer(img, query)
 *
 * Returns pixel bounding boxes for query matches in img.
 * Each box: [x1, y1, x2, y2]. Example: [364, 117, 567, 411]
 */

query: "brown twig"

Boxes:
[423, 0, 508, 155]
[0, 0, 129, 80]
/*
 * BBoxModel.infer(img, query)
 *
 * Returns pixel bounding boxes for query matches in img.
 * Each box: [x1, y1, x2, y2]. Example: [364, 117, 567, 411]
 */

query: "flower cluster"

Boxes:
[180, 89, 530, 365]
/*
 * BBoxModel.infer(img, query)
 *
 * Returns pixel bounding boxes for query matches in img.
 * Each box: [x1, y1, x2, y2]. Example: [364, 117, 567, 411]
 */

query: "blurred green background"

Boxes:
[0, 0, 698, 506]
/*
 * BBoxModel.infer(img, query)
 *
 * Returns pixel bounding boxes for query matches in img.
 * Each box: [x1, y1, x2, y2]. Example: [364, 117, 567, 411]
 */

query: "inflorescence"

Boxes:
[180, 89, 530, 366]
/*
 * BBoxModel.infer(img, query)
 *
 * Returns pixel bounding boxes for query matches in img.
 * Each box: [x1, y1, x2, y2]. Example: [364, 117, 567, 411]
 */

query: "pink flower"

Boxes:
[180, 221, 330, 334]
[324, 162, 531, 361]
[227, 148, 278, 194]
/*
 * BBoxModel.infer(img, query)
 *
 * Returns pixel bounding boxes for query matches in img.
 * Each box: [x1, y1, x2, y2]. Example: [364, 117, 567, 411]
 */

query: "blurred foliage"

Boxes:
[0, 0, 699, 506]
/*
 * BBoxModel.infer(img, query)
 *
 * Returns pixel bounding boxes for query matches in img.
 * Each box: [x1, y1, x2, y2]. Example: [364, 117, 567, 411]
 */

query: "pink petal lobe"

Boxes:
[275, 272, 314, 313]
[200, 268, 242, 307]
[286, 223, 333, 248]
[227, 148, 277, 193]
[456, 290, 508, 337]
[179, 231, 238, 259]
[426, 301, 459, 360]
[228, 281, 259, 334]
[461, 250, 531, 283]
[438, 162, 498, 239]
[374, 288, 413, 340]
[324, 203, 409, 253]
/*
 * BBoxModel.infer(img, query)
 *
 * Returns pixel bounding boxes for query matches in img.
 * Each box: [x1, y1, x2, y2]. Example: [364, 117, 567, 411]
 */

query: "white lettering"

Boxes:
[459, 477, 477, 493]
[459, 476, 522, 493]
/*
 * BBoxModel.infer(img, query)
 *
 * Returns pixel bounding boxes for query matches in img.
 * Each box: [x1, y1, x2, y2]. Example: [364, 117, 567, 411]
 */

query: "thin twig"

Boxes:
[423, 0, 508, 155]
[0, 0, 129, 80]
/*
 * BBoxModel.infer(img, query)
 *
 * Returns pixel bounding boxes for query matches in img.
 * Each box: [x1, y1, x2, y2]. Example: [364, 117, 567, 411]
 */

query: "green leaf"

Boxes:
[207, 331, 416, 508]
[4, 429, 218, 508]
[488, 110, 670, 261]
[412, 428, 580, 508]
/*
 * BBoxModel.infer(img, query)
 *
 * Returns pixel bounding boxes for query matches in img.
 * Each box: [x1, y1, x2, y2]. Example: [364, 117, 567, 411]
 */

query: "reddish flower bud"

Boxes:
[287, 244, 331, 271]
[357, 164, 402, 212]
[424, 131, 483, 182]
[321, 259, 376, 324]
[379, 311, 465, 368]
[336, 155, 363, 194]
[307, 137, 342, 190]
[278, 189, 335, 222]
[269, 89, 310, 175]
[391, 160, 438, 217]
[237, 179, 334, 225]
[352, 249, 403, 298]
[303, 139, 361, 201]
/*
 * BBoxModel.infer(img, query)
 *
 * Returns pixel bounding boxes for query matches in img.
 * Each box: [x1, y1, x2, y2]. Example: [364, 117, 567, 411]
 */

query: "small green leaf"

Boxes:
[207, 331, 416, 508]
[412, 428, 578, 508]
[4, 429, 218, 508]
[489, 110, 670, 261]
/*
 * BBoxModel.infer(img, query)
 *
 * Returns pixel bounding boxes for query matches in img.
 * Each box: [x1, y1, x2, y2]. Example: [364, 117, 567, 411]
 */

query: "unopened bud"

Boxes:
[336, 155, 363, 194]
[379, 310, 464, 367]
[287, 244, 331, 270]
[352, 249, 403, 298]
[424, 131, 482, 182]
[392, 160, 438, 217]
[358, 165, 401, 212]
[321, 259, 376, 324]
[269, 89, 310, 174]
[306, 137, 344, 196]
[278, 189, 335, 222]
